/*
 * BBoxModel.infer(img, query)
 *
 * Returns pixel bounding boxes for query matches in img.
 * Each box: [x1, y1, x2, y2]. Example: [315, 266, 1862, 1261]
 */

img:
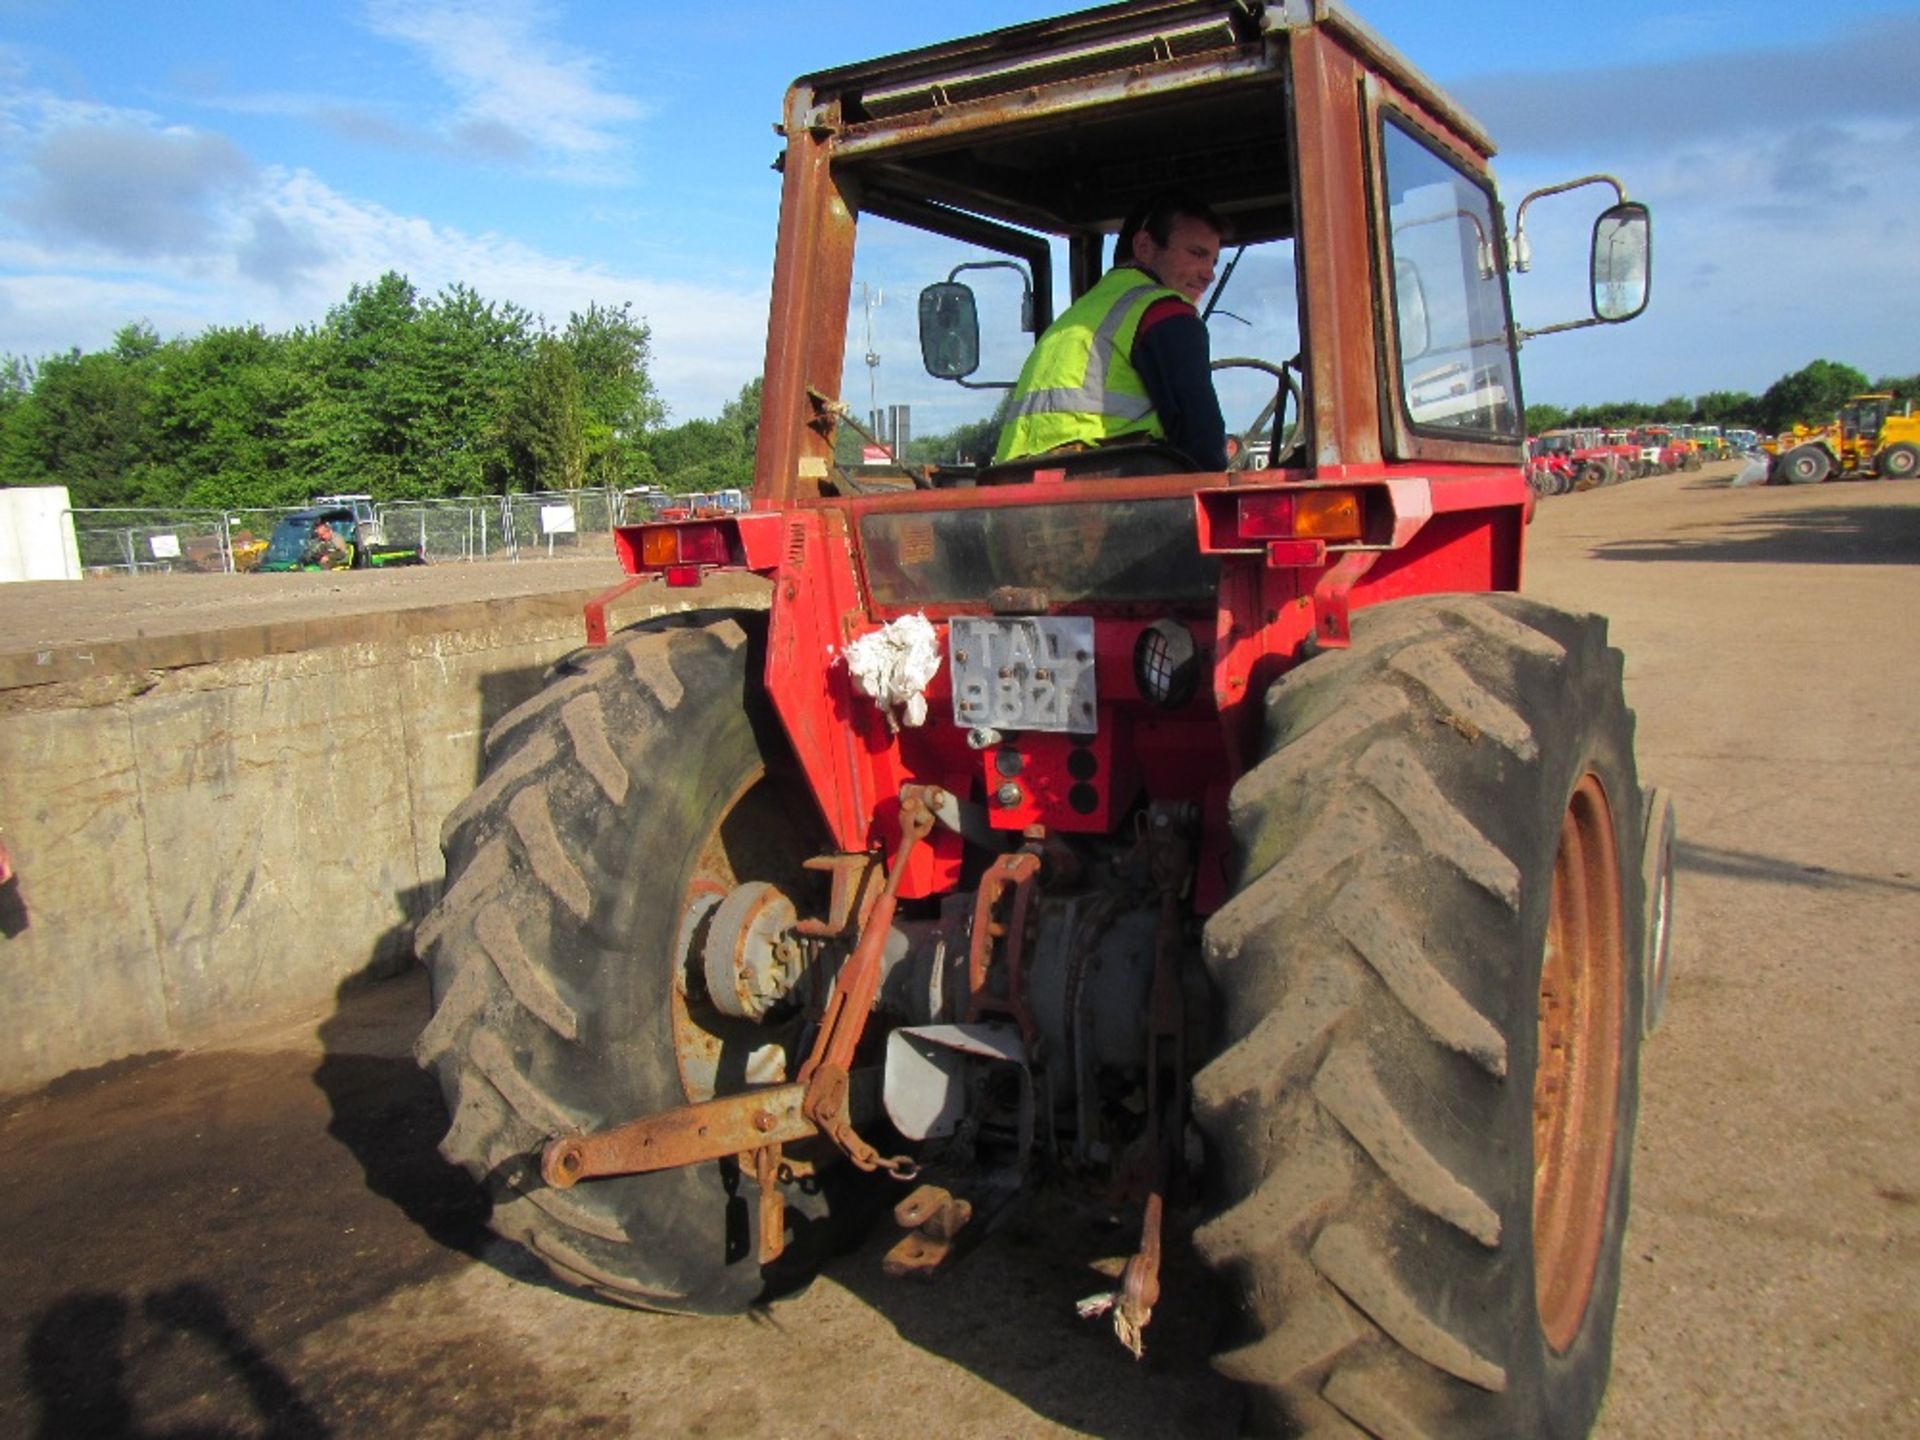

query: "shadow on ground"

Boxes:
[0, 934, 493, 1435]
[1676, 839, 1920, 894]
[25, 1284, 329, 1440]
[310, 900, 495, 1259]
[824, 1187, 1241, 1439]
[1588, 501, 1920, 565]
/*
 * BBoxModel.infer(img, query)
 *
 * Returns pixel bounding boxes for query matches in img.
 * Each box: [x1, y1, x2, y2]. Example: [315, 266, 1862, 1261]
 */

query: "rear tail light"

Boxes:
[1231, 487, 1365, 546]
[636, 520, 730, 570]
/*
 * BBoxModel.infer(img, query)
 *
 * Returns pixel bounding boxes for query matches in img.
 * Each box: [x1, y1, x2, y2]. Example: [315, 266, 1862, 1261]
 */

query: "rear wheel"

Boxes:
[1876, 442, 1919, 479]
[1195, 594, 1646, 1438]
[1776, 445, 1832, 484]
[416, 609, 846, 1312]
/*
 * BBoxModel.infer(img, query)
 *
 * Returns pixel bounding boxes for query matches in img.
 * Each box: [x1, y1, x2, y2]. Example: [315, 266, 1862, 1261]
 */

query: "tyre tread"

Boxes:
[1310, 1224, 1507, 1392]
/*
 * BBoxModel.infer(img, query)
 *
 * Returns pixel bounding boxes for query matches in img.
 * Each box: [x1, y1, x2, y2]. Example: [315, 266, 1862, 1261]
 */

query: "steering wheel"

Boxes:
[1211, 356, 1303, 472]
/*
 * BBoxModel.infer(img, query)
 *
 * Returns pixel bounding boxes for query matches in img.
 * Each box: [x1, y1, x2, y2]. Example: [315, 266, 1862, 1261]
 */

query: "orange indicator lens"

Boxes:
[1296, 489, 1363, 541]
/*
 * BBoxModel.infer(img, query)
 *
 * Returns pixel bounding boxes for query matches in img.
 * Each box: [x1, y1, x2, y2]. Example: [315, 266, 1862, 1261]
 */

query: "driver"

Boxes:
[309, 519, 352, 569]
[994, 192, 1228, 470]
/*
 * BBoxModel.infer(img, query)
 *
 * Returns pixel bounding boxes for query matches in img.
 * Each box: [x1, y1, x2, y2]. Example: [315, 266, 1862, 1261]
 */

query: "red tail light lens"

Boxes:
[1236, 492, 1295, 539]
[675, 522, 729, 565]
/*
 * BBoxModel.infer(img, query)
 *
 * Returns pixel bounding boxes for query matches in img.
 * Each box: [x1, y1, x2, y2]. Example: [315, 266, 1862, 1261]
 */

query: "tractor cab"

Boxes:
[769, 2, 1646, 504]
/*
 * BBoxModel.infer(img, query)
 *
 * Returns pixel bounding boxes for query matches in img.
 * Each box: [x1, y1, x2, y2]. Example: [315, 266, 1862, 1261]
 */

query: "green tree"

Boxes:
[1759, 359, 1870, 433]
[290, 272, 427, 497]
[1692, 390, 1760, 428]
[561, 302, 664, 489]
[645, 417, 737, 492]
[643, 377, 762, 493]
[0, 327, 163, 505]
[410, 283, 536, 495]
[143, 325, 313, 507]
[1524, 402, 1569, 435]
[511, 338, 588, 491]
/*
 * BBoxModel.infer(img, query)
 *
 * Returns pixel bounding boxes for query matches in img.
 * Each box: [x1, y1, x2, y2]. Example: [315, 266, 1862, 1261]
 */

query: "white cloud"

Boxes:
[362, 0, 644, 178]
[0, 56, 760, 417]
[11, 122, 254, 258]
[0, 151, 765, 418]
[1455, 13, 1920, 157]
[1498, 119, 1920, 406]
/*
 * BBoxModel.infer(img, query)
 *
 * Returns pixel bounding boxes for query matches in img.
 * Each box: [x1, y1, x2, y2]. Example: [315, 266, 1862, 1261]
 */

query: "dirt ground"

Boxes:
[1, 462, 1915, 1438]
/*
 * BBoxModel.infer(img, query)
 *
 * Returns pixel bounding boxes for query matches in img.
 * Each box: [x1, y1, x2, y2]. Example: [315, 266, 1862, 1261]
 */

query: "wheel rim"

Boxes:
[1533, 773, 1627, 1354]
[1647, 820, 1674, 1014]
[669, 766, 821, 1103]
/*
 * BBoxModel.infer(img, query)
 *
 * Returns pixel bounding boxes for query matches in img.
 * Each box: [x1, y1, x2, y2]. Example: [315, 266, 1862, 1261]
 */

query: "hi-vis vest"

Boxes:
[993, 267, 1185, 463]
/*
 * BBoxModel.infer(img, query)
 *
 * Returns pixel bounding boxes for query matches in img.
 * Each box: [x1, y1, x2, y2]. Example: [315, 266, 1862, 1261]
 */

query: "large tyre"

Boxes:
[1194, 594, 1646, 1438]
[1775, 445, 1831, 485]
[1876, 442, 1919, 479]
[415, 609, 845, 1313]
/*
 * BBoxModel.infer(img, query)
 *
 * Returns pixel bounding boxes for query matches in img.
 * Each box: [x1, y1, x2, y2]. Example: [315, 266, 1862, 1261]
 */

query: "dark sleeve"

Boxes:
[1132, 299, 1228, 470]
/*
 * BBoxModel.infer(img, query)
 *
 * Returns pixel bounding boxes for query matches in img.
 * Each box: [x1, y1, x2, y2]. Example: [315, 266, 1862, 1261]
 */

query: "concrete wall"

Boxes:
[0, 576, 764, 1096]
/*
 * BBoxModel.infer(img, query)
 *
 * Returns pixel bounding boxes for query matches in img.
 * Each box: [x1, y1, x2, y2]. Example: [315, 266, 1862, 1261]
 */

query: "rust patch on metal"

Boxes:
[1533, 772, 1626, 1353]
[540, 1084, 815, 1189]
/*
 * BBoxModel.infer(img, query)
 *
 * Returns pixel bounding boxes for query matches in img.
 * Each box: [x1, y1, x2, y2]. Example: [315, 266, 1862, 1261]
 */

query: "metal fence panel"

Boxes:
[61, 489, 647, 576]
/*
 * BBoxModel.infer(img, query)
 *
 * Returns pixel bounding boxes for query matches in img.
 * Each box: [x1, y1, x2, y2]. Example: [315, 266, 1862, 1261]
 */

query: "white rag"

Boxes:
[844, 613, 941, 730]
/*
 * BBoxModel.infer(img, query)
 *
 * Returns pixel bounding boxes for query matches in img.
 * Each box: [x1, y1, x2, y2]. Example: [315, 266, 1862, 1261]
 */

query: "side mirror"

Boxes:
[1592, 202, 1651, 322]
[1394, 257, 1431, 360]
[918, 282, 980, 380]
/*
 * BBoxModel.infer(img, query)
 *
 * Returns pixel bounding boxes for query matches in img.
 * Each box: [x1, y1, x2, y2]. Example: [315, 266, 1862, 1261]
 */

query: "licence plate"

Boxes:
[949, 617, 1096, 732]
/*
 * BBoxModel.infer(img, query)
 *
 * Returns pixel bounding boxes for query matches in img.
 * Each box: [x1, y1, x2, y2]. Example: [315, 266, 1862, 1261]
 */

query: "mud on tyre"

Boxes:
[1194, 594, 1646, 1437]
[415, 609, 847, 1313]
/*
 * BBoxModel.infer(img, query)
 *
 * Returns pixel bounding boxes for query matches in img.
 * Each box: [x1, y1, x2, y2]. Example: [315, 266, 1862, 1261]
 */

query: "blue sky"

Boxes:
[2, 0, 1918, 422]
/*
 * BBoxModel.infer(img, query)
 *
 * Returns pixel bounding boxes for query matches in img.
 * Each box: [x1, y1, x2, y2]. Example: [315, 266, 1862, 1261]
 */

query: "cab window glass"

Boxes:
[840, 209, 1059, 469]
[1381, 115, 1520, 439]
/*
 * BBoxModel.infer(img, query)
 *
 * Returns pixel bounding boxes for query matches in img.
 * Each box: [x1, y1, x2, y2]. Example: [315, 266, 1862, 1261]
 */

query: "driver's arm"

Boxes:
[1132, 298, 1228, 470]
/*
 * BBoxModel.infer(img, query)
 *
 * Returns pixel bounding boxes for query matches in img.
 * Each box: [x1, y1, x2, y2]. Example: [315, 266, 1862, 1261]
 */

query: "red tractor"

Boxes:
[417, 3, 1671, 1434]
[1526, 434, 1578, 494]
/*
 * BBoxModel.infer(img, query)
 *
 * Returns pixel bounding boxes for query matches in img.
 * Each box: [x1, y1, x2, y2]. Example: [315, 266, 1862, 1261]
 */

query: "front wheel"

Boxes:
[1194, 594, 1646, 1438]
[1775, 445, 1832, 484]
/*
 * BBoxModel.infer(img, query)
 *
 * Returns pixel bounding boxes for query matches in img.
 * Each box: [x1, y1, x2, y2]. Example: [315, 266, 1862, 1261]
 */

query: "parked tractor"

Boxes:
[1768, 392, 1920, 483]
[1538, 427, 1626, 490]
[416, 4, 1668, 1435]
[1526, 434, 1578, 495]
[1630, 425, 1685, 474]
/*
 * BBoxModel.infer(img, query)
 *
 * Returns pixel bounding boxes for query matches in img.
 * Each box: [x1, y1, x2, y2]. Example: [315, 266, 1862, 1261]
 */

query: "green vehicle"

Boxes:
[257, 505, 425, 572]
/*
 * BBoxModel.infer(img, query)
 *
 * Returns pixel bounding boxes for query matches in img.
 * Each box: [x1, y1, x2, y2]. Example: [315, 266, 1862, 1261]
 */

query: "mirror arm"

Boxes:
[1508, 173, 1628, 274]
[1514, 316, 1607, 343]
[948, 260, 1035, 331]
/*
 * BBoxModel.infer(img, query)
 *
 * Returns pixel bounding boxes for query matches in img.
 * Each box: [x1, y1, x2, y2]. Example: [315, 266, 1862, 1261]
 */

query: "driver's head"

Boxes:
[1117, 193, 1223, 304]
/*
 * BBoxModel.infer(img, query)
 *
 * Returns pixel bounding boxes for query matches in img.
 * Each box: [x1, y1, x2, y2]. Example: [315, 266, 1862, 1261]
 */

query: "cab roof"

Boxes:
[787, 0, 1492, 245]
